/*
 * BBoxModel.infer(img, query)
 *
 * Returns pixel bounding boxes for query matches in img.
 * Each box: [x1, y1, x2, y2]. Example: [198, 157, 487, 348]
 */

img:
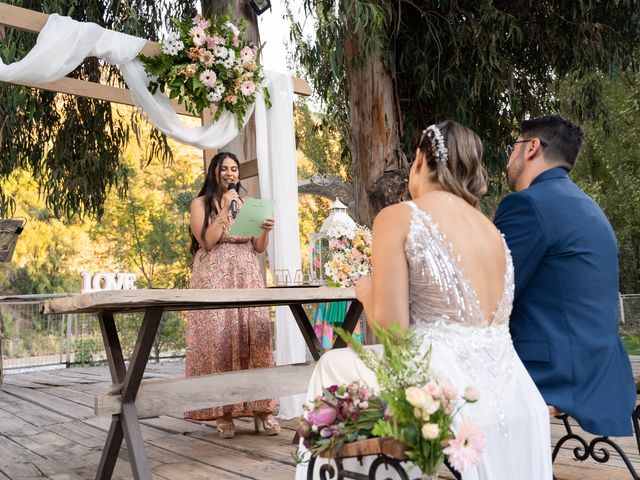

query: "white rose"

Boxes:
[405, 386, 424, 408]
[421, 423, 440, 440]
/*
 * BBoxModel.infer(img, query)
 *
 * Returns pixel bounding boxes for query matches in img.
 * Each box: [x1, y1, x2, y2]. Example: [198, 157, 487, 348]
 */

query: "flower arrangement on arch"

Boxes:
[334, 323, 486, 476]
[139, 12, 270, 127]
[323, 223, 372, 288]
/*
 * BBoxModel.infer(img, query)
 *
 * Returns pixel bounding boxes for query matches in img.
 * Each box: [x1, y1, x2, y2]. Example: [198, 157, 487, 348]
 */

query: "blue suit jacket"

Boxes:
[494, 168, 635, 436]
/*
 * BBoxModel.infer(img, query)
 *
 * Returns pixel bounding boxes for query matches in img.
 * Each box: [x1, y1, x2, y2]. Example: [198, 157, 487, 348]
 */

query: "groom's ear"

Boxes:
[525, 138, 544, 162]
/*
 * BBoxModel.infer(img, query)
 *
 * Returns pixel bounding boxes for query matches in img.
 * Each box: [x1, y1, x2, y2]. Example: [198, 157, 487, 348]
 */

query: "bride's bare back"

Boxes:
[363, 190, 510, 329]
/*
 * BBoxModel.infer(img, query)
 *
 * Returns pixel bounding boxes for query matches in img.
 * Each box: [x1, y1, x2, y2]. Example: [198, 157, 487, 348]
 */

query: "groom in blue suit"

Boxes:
[494, 115, 635, 436]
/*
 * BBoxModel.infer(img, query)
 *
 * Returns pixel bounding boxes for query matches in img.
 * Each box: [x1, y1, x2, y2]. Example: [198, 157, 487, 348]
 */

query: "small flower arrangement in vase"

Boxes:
[323, 223, 372, 288]
[139, 12, 270, 127]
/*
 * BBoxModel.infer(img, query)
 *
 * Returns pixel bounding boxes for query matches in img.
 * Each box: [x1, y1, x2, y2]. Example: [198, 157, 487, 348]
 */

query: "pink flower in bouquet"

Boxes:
[463, 386, 480, 403]
[199, 70, 217, 88]
[444, 418, 486, 472]
[240, 80, 256, 96]
[439, 375, 458, 400]
[206, 35, 226, 49]
[424, 381, 442, 398]
[189, 26, 207, 46]
[192, 15, 211, 30]
[308, 405, 337, 426]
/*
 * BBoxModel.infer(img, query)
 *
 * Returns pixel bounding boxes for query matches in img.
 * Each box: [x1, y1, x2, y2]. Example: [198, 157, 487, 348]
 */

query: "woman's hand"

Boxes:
[260, 217, 275, 234]
[220, 188, 239, 212]
[253, 217, 274, 253]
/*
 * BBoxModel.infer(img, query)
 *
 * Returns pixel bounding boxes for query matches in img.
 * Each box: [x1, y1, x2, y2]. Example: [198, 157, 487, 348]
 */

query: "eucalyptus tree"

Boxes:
[289, 1, 640, 224]
[0, 0, 257, 220]
[0, 0, 202, 219]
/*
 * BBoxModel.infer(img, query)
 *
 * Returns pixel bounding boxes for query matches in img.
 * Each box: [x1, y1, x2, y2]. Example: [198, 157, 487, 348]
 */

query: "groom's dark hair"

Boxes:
[520, 115, 583, 171]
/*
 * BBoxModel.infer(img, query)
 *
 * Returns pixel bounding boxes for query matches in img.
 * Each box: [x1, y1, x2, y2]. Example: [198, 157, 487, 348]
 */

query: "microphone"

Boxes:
[228, 183, 238, 219]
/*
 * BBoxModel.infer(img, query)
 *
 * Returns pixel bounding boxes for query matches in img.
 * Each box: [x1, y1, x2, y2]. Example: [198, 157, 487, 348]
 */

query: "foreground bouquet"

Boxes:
[298, 381, 385, 458]
[335, 324, 486, 476]
[140, 12, 269, 126]
[323, 223, 372, 287]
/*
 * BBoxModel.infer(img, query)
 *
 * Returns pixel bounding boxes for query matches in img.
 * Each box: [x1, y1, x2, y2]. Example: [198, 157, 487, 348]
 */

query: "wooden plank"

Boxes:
[1, 384, 95, 419]
[95, 362, 315, 417]
[143, 433, 295, 479]
[293, 76, 312, 96]
[152, 461, 248, 479]
[9, 77, 193, 116]
[42, 385, 100, 409]
[0, 435, 44, 465]
[7, 429, 94, 459]
[46, 419, 109, 449]
[43, 287, 356, 314]
[239, 158, 259, 180]
[0, 3, 48, 33]
[0, 409, 42, 437]
[0, 389, 70, 426]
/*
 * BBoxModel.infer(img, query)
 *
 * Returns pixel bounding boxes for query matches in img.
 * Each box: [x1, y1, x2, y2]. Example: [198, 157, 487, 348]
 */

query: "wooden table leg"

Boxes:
[332, 300, 363, 349]
[289, 304, 323, 361]
[95, 307, 164, 480]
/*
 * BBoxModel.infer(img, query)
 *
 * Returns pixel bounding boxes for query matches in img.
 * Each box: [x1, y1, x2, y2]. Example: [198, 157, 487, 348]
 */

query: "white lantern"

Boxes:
[309, 198, 356, 285]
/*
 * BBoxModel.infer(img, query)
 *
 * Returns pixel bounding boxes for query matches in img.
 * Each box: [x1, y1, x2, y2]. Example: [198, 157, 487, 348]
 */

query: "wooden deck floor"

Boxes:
[0, 360, 638, 479]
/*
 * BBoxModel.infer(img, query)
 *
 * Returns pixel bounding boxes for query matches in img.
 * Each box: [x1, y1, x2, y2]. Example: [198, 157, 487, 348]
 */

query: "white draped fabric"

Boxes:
[255, 72, 307, 419]
[0, 13, 306, 416]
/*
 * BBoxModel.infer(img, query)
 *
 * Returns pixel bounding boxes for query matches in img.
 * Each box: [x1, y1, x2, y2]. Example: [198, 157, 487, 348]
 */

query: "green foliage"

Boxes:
[0, 0, 199, 219]
[566, 73, 640, 292]
[140, 12, 270, 126]
[91, 117, 198, 289]
[295, 101, 351, 182]
[289, 0, 640, 203]
[336, 323, 478, 475]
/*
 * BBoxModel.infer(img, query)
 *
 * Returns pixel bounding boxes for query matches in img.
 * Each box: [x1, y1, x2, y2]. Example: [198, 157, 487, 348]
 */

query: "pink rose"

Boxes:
[307, 405, 337, 426]
[463, 385, 481, 403]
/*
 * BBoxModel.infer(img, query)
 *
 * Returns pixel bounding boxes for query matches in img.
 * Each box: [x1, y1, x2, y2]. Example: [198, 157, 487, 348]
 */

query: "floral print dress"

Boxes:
[185, 209, 275, 420]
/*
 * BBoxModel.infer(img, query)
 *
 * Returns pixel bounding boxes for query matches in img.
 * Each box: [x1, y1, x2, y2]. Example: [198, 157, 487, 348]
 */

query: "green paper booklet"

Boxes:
[229, 198, 275, 237]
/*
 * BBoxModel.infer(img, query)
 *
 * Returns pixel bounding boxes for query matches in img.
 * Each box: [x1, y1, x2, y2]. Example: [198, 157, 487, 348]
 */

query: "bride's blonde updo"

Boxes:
[418, 120, 487, 207]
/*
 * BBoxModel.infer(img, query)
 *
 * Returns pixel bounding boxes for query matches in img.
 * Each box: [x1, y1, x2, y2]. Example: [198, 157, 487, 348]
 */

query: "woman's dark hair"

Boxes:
[189, 152, 241, 257]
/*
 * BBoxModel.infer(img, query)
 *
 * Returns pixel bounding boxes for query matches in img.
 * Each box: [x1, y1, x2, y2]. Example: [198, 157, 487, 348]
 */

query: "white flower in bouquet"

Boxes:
[225, 21, 240, 37]
[213, 45, 229, 59]
[421, 423, 440, 440]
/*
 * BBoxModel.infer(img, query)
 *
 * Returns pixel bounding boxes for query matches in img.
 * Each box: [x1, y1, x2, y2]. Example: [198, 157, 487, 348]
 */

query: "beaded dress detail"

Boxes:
[405, 200, 515, 434]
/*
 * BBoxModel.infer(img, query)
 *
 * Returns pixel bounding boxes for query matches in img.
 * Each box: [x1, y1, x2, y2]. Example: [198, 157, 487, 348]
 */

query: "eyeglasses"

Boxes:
[505, 138, 547, 157]
[505, 140, 531, 157]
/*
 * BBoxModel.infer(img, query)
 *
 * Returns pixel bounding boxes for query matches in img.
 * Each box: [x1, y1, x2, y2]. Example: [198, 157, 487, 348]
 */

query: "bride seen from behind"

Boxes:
[297, 121, 553, 480]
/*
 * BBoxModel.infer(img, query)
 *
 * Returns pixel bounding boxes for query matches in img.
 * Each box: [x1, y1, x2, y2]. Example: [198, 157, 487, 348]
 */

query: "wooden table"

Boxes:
[43, 287, 362, 480]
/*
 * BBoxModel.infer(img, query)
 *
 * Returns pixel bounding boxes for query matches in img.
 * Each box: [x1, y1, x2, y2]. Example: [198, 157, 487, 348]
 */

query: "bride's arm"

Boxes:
[356, 204, 411, 330]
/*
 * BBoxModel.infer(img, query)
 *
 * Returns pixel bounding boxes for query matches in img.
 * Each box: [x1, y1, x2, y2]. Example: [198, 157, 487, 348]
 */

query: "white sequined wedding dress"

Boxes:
[296, 201, 553, 480]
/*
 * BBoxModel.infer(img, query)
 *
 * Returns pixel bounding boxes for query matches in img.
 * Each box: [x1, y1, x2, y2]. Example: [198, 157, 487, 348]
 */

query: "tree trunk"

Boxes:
[344, 36, 406, 344]
[344, 36, 407, 228]
[201, 0, 260, 199]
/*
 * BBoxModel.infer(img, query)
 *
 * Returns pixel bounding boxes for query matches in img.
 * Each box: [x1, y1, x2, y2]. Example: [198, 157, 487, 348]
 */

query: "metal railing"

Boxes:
[1, 293, 639, 372]
[0, 294, 186, 372]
